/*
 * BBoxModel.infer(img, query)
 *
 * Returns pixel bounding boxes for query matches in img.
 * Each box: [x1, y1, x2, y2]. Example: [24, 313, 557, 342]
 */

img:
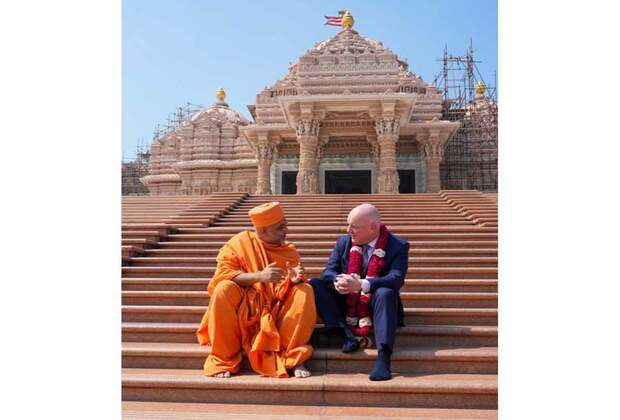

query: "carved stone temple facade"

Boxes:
[142, 16, 460, 195]
[141, 89, 256, 195]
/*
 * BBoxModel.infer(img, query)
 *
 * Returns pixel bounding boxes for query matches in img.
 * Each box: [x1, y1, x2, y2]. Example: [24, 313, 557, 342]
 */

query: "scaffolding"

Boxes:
[122, 139, 151, 196]
[434, 41, 498, 192]
[152, 102, 203, 141]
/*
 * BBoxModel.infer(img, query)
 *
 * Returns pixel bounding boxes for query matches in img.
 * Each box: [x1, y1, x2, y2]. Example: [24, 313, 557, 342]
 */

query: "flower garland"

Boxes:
[345, 224, 390, 339]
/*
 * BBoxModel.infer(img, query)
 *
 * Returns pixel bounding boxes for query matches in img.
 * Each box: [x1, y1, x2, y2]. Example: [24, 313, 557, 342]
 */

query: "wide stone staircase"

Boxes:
[122, 191, 498, 419]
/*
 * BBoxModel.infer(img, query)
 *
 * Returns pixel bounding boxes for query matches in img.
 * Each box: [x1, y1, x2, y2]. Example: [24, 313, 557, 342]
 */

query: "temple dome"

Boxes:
[259, 26, 430, 98]
[189, 99, 249, 127]
[308, 28, 388, 55]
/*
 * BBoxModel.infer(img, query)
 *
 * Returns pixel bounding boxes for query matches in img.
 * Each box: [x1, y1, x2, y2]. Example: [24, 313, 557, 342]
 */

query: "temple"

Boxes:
[141, 12, 497, 195]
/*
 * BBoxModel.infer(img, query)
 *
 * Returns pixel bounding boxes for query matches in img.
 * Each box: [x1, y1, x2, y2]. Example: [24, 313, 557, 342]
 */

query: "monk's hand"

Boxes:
[287, 262, 304, 284]
[260, 261, 285, 283]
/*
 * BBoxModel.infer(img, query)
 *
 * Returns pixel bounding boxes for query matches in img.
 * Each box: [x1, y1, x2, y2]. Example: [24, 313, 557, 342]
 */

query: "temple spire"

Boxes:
[215, 87, 229, 107]
[341, 10, 354, 29]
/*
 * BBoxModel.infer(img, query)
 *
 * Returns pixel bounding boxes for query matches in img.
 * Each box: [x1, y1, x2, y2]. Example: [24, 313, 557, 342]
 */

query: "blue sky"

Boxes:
[123, 0, 497, 159]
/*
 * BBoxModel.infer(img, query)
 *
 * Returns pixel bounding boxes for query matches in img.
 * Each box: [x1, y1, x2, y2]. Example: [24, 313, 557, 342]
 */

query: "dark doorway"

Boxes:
[325, 170, 372, 194]
[281, 171, 297, 194]
[398, 170, 416, 193]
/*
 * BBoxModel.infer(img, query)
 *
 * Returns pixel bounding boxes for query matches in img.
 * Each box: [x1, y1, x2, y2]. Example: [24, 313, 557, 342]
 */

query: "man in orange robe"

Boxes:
[196, 202, 316, 378]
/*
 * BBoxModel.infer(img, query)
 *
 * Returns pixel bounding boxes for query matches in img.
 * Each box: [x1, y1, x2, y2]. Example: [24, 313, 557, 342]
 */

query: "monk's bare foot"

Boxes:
[293, 363, 311, 378]
[213, 371, 231, 378]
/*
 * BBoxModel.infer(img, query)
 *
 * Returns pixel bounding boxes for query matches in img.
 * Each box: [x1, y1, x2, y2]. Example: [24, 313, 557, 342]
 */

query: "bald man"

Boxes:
[310, 204, 409, 381]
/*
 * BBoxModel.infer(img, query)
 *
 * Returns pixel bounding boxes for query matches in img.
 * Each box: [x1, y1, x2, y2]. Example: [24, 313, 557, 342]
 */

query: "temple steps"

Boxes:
[122, 266, 498, 279]
[122, 323, 498, 347]
[227, 212, 468, 219]
[122, 223, 173, 234]
[229, 207, 464, 213]
[229, 207, 476, 215]
[122, 401, 498, 420]
[122, 231, 165, 242]
[187, 222, 497, 230]
[122, 278, 498, 293]
[122, 342, 497, 374]
[122, 306, 498, 326]
[143, 247, 498, 257]
[155, 240, 498, 249]
[122, 245, 143, 262]
[122, 193, 247, 226]
[227, 213, 464, 218]
[122, 290, 498, 309]
[127, 256, 498, 268]
[212, 220, 476, 227]
[122, 368, 497, 409]
[164, 233, 499, 242]
[121, 191, 498, 413]
[177, 226, 496, 234]
[122, 238, 158, 248]
[236, 203, 463, 207]
[439, 192, 498, 227]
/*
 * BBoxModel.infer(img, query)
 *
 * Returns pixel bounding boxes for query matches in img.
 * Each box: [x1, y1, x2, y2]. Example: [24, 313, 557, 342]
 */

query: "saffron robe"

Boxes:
[196, 231, 316, 377]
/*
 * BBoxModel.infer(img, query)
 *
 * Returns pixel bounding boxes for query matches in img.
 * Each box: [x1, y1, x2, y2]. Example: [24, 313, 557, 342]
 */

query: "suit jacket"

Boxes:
[319, 232, 410, 324]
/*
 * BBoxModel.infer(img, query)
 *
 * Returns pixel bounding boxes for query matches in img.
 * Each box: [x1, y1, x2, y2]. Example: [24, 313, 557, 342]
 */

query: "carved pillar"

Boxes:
[295, 119, 320, 194]
[256, 136, 275, 195]
[418, 131, 445, 193]
[375, 118, 400, 193]
[367, 135, 380, 193]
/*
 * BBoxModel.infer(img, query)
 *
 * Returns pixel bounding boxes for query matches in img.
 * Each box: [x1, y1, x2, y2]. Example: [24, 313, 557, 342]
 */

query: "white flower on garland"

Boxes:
[351, 245, 363, 254]
[373, 248, 386, 258]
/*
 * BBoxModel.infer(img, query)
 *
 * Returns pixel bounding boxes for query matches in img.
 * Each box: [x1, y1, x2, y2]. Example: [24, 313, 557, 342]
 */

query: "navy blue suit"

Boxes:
[310, 232, 410, 351]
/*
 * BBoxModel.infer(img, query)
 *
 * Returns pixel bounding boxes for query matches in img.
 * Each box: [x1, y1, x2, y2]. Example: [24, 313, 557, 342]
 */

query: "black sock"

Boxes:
[369, 346, 392, 381]
[339, 322, 360, 353]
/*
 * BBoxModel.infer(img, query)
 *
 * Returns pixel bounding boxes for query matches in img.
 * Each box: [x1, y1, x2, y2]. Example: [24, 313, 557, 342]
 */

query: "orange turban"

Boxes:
[248, 202, 285, 228]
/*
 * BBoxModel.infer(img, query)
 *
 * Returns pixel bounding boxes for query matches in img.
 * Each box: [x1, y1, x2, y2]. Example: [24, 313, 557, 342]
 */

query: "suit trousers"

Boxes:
[309, 278, 398, 351]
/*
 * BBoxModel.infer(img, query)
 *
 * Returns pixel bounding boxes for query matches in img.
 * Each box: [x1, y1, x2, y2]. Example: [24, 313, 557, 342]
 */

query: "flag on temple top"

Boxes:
[324, 15, 342, 26]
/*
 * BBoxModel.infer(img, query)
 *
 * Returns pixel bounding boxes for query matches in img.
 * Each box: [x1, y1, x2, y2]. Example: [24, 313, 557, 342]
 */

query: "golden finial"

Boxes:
[475, 82, 486, 95]
[341, 11, 354, 29]
[216, 87, 226, 101]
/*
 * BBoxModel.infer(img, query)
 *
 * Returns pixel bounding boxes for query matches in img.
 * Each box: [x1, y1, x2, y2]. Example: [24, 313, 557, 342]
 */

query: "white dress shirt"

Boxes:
[360, 236, 379, 293]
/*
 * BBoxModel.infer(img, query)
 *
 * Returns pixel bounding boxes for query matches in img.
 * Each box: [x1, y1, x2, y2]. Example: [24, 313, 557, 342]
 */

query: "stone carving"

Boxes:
[173, 159, 258, 170]
[296, 119, 320, 137]
[294, 119, 321, 194]
[378, 168, 399, 194]
[144, 90, 255, 195]
[418, 133, 447, 193]
[373, 118, 400, 193]
[257, 141, 275, 160]
[255, 139, 276, 195]
[140, 173, 181, 186]
[142, 25, 470, 196]
[316, 142, 325, 161]
[419, 134, 445, 163]
[375, 118, 400, 135]
[376, 136, 400, 194]
[296, 169, 318, 195]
